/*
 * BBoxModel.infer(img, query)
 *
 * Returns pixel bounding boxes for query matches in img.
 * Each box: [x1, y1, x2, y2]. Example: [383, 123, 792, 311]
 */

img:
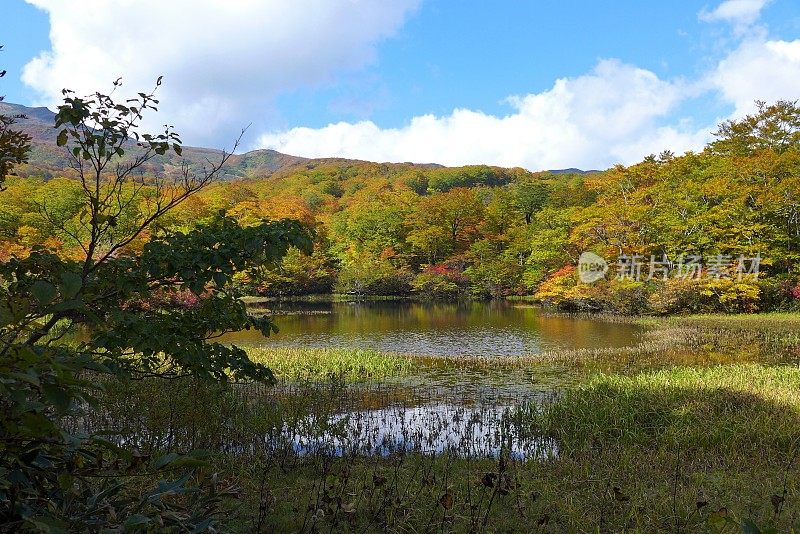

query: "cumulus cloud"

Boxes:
[699, 0, 771, 28]
[257, 60, 711, 170]
[710, 38, 800, 115]
[21, 0, 800, 171]
[21, 0, 420, 145]
[698, 0, 800, 116]
[257, 0, 800, 171]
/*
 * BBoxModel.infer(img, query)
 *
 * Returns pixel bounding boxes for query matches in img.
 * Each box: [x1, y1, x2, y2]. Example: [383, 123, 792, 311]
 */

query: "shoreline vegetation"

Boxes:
[240, 294, 414, 304]
[245, 347, 413, 382]
[240, 312, 800, 383]
[98, 312, 800, 531]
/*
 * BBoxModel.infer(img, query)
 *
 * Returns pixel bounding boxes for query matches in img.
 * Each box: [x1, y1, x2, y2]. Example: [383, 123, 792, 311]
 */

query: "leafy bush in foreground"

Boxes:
[0, 79, 309, 530]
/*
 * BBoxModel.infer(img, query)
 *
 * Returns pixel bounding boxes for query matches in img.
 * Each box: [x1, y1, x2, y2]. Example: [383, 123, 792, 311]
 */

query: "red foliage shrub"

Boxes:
[791, 284, 800, 300]
[124, 288, 201, 311]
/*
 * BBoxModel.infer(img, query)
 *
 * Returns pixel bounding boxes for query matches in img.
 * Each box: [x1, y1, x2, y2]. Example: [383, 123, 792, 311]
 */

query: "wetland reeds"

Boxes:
[244, 347, 413, 381]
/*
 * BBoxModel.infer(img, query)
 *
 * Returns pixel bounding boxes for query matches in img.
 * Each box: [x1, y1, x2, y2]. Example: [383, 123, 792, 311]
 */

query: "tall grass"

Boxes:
[85, 362, 800, 532]
[539, 363, 800, 457]
[245, 346, 413, 381]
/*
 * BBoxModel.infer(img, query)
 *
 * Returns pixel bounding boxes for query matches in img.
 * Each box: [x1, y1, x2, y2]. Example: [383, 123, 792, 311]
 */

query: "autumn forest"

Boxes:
[4, 101, 800, 314]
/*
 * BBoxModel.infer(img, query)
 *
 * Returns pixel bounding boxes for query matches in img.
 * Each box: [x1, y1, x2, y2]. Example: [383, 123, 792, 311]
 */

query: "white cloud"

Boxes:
[699, 0, 771, 28]
[710, 38, 800, 115]
[257, 60, 711, 170]
[21, 0, 420, 145]
[21, 0, 800, 171]
[256, 0, 800, 171]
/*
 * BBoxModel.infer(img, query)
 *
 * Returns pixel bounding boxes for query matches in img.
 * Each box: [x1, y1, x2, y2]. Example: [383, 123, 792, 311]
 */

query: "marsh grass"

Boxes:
[79, 313, 800, 531]
[245, 347, 413, 382]
[225, 313, 800, 385]
[82, 361, 800, 532]
[428, 313, 800, 372]
[233, 312, 800, 381]
[540, 363, 800, 456]
[235, 447, 800, 532]
[667, 312, 800, 348]
[521, 363, 800, 531]
[232, 363, 800, 532]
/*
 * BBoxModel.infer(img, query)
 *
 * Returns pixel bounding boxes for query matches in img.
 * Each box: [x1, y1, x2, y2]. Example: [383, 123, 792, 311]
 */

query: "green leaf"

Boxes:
[30, 280, 57, 305]
[10, 371, 40, 386]
[151, 452, 179, 469]
[56, 129, 68, 147]
[59, 272, 82, 299]
[51, 298, 83, 312]
[57, 473, 74, 491]
[42, 384, 71, 413]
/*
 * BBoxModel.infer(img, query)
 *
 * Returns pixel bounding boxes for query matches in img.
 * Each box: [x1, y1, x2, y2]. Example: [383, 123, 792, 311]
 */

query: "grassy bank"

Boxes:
[244, 346, 414, 381]
[665, 312, 800, 345]
[87, 361, 800, 531]
[541, 363, 800, 455]
[224, 364, 800, 531]
[82, 313, 800, 531]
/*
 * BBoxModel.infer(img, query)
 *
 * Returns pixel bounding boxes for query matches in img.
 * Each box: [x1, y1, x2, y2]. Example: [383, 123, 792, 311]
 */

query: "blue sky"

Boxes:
[4, 0, 800, 170]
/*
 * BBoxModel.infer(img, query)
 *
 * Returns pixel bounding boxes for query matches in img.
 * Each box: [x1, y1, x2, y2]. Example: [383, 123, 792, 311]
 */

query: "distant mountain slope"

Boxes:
[1, 102, 314, 180]
[2, 102, 593, 178]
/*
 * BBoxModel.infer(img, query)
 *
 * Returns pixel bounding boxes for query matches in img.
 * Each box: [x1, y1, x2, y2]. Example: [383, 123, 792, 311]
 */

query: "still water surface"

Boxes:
[223, 301, 645, 458]
[222, 301, 643, 357]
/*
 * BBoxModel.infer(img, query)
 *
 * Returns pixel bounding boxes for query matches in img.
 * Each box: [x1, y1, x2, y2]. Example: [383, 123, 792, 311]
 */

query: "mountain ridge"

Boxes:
[2, 102, 596, 178]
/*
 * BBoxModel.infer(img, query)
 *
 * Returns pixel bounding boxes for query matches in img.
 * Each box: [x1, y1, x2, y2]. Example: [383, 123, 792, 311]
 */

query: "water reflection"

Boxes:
[221, 301, 643, 357]
[280, 403, 556, 459]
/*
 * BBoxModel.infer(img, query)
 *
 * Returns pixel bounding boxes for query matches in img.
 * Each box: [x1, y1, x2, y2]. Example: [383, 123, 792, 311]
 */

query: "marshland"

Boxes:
[5, 100, 800, 531]
[5, 2, 800, 530]
[75, 306, 800, 531]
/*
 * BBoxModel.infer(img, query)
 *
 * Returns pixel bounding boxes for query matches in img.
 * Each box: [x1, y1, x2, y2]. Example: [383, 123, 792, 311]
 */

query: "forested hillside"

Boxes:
[3, 101, 800, 313]
[1, 101, 326, 180]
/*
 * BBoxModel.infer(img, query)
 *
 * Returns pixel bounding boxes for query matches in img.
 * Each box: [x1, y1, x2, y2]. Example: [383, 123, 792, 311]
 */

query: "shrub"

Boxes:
[412, 264, 470, 299]
[335, 253, 412, 296]
[245, 247, 336, 297]
[534, 266, 603, 311]
[648, 277, 761, 314]
[759, 275, 800, 311]
[596, 279, 650, 315]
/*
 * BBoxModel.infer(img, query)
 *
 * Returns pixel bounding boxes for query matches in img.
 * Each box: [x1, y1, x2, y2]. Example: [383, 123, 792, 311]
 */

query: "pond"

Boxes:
[221, 300, 644, 357]
[95, 304, 799, 460]
[216, 302, 645, 459]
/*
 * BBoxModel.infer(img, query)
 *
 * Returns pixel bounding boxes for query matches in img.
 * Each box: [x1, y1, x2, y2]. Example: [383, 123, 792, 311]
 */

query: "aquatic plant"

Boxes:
[245, 347, 413, 382]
